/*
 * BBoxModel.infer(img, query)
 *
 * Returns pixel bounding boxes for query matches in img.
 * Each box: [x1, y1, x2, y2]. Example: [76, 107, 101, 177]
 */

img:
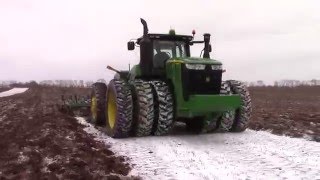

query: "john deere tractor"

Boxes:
[90, 18, 252, 138]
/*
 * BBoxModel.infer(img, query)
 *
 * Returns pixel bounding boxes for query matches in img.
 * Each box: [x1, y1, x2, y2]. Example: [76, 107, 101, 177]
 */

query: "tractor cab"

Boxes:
[150, 35, 191, 69]
[127, 18, 214, 78]
[128, 32, 193, 77]
[142, 34, 193, 69]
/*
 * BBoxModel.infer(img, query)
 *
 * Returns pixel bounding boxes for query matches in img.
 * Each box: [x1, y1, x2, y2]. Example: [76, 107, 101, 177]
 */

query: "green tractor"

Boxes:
[90, 18, 252, 138]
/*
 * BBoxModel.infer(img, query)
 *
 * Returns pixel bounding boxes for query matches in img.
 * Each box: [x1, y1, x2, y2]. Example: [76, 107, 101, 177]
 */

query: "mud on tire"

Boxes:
[150, 80, 174, 136]
[90, 82, 107, 126]
[105, 79, 133, 138]
[132, 80, 155, 137]
[227, 80, 252, 132]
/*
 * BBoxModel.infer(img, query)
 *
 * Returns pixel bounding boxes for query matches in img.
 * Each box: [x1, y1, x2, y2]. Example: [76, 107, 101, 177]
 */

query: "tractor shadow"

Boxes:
[77, 115, 220, 138]
[170, 122, 193, 136]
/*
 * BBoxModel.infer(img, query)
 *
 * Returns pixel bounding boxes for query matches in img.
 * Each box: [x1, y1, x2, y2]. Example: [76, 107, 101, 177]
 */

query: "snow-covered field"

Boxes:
[0, 88, 28, 97]
[77, 117, 320, 180]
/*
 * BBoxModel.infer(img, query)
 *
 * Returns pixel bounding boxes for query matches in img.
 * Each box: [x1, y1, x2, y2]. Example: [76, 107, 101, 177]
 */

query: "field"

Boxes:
[0, 87, 135, 179]
[249, 86, 320, 141]
[0, 85, 319, 179]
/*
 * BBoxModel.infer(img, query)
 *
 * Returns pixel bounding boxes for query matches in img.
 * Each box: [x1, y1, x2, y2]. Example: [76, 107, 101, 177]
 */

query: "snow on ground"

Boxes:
[0, 88, 29, 97]
[76, 117, 320, 180]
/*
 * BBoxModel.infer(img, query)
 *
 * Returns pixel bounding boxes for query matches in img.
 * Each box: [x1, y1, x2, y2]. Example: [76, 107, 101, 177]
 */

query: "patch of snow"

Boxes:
[306, 130, 314, 134]
[17, 152, 29, 163]
[76, 117, 320, 180]
[303, 134, 314, 141]
[0, 115, 7, 122]
[65, 135, 75, 140]
[41, 156, 59, 173]
[43, 157, 55, 165]
[0, 88, 29, 98]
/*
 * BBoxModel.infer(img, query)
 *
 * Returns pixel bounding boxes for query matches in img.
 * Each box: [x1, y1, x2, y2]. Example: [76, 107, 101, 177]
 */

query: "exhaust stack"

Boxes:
[140, 18, 148, 36]
[203, 33, 211, 58]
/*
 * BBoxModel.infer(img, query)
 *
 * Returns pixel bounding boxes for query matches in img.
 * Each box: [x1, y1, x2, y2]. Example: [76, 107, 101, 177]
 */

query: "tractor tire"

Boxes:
[90, 82, 107, 126]
[227, 80, 252, 132]
[132, 80, 155, 137]
[150, 80, 174, 136]
[218, 81, 236, 132]
[105, 79, 133, 138]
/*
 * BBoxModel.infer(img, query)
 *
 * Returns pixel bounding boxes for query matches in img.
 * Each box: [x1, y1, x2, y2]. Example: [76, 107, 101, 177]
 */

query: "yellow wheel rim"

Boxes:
[91, 96, 98, 120]
[107, 89, 117, 129]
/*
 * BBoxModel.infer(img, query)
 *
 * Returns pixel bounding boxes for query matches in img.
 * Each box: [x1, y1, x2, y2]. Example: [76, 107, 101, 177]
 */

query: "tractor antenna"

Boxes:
[140, 18, 148, 36]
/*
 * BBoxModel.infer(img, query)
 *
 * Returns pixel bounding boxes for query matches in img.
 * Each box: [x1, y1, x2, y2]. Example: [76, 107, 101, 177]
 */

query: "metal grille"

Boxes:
[181, 65, 222, 100]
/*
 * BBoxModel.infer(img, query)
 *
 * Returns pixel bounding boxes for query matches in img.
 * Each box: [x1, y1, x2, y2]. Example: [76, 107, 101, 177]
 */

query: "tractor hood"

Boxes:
[167, 57, 222, 65]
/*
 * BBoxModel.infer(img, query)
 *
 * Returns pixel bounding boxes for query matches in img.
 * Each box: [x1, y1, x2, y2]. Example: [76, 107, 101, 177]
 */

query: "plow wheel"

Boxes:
[105, 79, 133, 138]
[90, 82, 107, 126]
[227, 80, 252, 132]
[150, 80, 174, 136]
[132, 80, 155, 137]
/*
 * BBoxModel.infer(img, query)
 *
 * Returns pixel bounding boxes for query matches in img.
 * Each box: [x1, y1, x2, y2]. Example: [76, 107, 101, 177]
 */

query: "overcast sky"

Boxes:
[0, 0, 319, 84]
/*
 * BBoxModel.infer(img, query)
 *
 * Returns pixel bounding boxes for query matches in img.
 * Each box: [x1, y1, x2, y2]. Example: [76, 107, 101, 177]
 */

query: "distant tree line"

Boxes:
[0, 79, 107, 88]
[274, 79, 320, 87]
[244, 79, 320, 87]
[1, 79, 319, 88]
[0, 80, 38, 88]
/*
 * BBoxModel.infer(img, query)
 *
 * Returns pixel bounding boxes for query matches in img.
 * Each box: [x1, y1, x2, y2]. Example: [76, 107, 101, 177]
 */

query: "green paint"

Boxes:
[129, 65, 141, 80]
[128, 57, 241, 119]
[165, 59, 241, 118]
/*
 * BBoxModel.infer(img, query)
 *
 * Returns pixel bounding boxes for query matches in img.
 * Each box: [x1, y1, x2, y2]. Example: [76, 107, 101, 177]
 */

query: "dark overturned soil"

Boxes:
[249, 86, 320, 142]
[0, 86, 137, 179]
[0, 88, 11, 93]
[0, 85, 318, 179]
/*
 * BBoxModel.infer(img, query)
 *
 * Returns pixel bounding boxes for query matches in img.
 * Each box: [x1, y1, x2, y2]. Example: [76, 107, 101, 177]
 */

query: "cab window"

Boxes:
[153, 40, 186, 68]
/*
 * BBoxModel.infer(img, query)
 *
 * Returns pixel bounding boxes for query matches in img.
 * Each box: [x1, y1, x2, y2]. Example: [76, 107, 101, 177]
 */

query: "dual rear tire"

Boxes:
[105, 79, 133, 138]
[90, 82, 107, 126]
[90, 79, 174, 138]
[90, 79, 251, 137]
[132, 80, 155, 136]
[150, 81, 174, 136]
[185, 80, 252, 133]
[90, 80, 133, 138]
[132, 80, 174, 137]
[218, 80, 252, 132]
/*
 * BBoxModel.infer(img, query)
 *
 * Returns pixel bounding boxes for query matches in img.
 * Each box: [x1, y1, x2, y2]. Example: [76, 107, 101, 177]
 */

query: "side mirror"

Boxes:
[127, 41, 135, 50]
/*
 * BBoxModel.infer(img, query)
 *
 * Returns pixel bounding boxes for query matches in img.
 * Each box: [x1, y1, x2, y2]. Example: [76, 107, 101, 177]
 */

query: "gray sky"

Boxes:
[0, 0, 319, 84]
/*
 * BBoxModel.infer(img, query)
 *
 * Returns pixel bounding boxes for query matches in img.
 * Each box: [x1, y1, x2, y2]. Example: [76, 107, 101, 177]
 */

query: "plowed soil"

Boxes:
[249, 86, 320, 142]
[0, 88, 10, 93]
[0, 85, 318, 179]
[0, 86, 136, 179]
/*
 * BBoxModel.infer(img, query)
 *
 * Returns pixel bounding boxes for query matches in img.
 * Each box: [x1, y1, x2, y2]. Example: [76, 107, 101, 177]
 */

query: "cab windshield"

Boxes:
[153, 40, 187, 68]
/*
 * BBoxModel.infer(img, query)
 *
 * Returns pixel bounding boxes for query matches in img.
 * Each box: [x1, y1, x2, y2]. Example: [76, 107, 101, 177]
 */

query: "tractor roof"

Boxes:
[137, 34, 193, 43]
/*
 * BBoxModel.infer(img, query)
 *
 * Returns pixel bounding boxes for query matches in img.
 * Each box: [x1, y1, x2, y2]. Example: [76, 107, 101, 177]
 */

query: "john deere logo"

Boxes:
[205, 76, 210, 82]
